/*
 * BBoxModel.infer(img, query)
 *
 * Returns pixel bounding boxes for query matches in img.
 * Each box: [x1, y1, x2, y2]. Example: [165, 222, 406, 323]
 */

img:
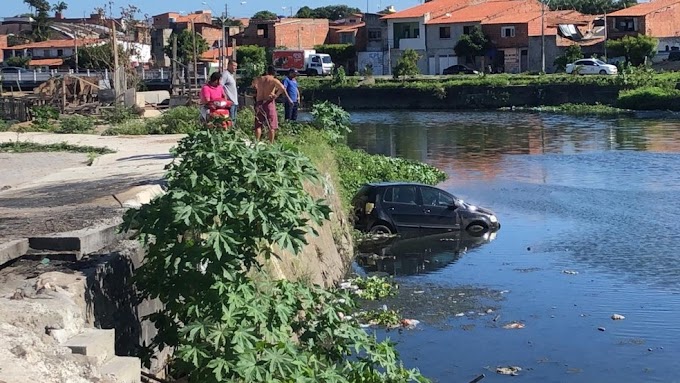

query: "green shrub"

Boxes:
[0, 120, 13, 132]
[310, 101, 351, 141]
[30, 105, 59, 131]
[617, 86, 680, 110]
[56, 114, 96, 133]
[102, 119, 149, 135]
[145, 106, 200, 134]
[122, 129, 427, 383]
[101, 106, 138, 124]
[234, 105, 255, 134]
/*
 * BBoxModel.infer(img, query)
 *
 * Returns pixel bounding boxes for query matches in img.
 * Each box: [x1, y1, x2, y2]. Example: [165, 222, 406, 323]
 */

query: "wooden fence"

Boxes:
[0, 97, 34, 122]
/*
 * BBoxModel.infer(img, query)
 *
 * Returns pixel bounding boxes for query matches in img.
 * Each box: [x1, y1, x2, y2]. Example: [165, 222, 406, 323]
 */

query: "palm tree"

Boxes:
[52, 1, 68, 14]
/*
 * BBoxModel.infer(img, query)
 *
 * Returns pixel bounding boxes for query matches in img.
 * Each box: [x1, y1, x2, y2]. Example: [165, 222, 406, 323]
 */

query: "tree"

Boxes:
[549, 0, 636, 14]
[294, 5, 362, 20]
[5, 56, 31, 68]
[393, 48, 420, 81]
[314, 44, 356, 69]
[64, 42, 129, 70]
[52, 1, 68, 14]
[251, 10, 277, 20]
[554, 44, 583, 71]
[236, 45, 267, 86]
[163, 29, 210, 67]
[606, 35, 658, 66]
[24, 0, 51, 41]
[453, 26, 490, 67]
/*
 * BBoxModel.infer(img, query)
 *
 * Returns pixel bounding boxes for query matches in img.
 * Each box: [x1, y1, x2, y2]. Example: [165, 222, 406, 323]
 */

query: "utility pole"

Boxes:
[224, 2, 228, 69]
[74, 28, 78, 72]
[540, 0, 545, 73]
[111, 20, 121, 104]
[192, 20, 198, 93]
[604, 10, 608, 61]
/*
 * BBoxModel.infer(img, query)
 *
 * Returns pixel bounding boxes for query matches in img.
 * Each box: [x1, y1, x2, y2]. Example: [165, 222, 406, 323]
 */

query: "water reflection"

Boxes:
[356, 232, 496, 276]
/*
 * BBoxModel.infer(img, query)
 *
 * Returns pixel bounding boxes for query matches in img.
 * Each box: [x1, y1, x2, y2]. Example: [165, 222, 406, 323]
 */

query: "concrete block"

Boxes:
[101, 356, 141, 383]
[28, 221, 123, 258]
[0, 239, 29, 266]
[137, 90, 170, 106]
[63, 328, 116, 364]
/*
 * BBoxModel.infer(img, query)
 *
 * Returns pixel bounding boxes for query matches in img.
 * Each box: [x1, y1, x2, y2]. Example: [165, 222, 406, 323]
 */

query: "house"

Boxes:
[484, 10, 600, 73]
[381, 0, 479, 74]
[327, 13, 389, 74]
[607, 0, 680, 56]
[2, 38, 102, 69]
[0, 35, 7, 64]
[425, 0, 542, 74]
[150, 10, 243, 67]
[237, 18, 329, 50]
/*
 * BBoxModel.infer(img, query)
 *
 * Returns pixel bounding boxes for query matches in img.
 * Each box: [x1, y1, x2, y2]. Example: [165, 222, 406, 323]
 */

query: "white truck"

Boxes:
[272, 49, 334, 76]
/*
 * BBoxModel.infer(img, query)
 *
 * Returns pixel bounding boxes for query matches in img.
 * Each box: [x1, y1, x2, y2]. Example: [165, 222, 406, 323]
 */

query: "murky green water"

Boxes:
[347, 111, 680, 383]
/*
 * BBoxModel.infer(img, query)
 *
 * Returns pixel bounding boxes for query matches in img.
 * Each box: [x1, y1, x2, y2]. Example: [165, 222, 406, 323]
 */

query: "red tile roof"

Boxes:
[609, 0, 680, 16]
[426, 0, 540, 24]
[7, 38, 102, 50]
[199, 47, 234, 61]
[28, 58, 64, 67]
[381, 0, 472, 19]
[484, 10, 542, 24]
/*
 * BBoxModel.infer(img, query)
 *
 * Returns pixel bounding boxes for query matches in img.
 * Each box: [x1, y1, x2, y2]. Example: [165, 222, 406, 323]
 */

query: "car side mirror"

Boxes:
[447, 203, 458, 210]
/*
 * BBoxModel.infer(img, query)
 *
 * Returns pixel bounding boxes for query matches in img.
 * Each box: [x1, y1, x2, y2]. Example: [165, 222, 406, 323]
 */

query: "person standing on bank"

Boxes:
[283, 68, 300, 121]
[220, 60, 238, 124]
[252, 65, 293, 143]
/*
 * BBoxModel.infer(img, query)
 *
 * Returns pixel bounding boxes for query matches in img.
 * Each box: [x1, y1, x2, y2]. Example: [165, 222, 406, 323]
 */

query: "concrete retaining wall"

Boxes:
[303, 84, 622, 110]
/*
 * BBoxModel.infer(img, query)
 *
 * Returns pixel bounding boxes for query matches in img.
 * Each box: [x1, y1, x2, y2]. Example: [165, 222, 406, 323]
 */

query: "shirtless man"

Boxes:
[251, 65, 293, 143]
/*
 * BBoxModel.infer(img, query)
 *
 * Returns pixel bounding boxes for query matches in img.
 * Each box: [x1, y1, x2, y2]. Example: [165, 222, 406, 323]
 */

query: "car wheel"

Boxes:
[599, 69, 607, 75]
[466, 221, 489, 237]
[370, 224, 393, 235]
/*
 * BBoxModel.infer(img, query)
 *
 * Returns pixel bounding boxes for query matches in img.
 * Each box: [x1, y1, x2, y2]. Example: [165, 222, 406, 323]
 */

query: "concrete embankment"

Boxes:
[303, 84, 622, 110]
[0, 132, 354, 382]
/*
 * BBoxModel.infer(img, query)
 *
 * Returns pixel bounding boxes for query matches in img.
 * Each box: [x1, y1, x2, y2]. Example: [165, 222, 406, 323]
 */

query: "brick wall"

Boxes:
[0, 35, 6, 63]
[645, 4, 680, 37]
[198, 25, 223, 47]
[273, 19, 329, 49]
[483, 23, 530, 48]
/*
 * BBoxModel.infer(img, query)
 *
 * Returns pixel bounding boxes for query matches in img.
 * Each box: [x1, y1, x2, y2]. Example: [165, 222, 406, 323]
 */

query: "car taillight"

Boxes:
[365, 202, 374, 214]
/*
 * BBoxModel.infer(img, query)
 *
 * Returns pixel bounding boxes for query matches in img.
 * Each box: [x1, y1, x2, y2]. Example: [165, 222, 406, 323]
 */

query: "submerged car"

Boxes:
[352, 182, 500, 237]
[442, 64, 479, 75]
[565, 59, 618, 75]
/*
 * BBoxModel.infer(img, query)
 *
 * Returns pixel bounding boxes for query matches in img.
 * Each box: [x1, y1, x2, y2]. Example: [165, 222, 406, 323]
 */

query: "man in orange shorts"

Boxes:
[251, 65, 293, 143]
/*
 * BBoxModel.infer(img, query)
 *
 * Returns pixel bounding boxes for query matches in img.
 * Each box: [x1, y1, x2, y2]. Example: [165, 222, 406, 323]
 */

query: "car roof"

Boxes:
[367, 181, 437, 188]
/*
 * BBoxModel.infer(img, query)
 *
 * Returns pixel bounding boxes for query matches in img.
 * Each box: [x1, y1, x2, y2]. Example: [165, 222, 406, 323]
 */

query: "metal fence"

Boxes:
[1, 68, 210, 84]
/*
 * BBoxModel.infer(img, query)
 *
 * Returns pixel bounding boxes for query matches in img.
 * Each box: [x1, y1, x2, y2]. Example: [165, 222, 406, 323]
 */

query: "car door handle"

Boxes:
[423, 209, 431, 213]
[388, 207, 395, 211]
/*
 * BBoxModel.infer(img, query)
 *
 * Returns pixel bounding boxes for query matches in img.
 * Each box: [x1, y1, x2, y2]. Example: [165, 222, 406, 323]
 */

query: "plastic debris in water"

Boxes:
[496, 366, 522, 376]
[611, 314, 626, 320]
[503, 322, 525, 329]
[562, 270, 579, 275]
[41, 258, 50, 265]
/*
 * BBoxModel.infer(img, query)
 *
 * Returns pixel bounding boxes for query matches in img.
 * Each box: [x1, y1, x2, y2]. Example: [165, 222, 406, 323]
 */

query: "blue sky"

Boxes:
[5, 0, 423, 19]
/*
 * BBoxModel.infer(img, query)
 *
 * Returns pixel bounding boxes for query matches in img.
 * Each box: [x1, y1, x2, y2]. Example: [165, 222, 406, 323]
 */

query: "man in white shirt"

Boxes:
[220, 60, 239, 124]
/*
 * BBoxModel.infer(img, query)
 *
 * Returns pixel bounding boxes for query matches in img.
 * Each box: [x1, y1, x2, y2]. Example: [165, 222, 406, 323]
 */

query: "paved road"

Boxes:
[0, 132, 183, 242]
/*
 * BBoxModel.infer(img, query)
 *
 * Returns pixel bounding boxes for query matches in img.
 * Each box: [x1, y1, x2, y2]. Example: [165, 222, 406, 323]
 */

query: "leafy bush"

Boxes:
[101, 119, 149, 135]
[554, 44, 583, 72]
[122, 129, 427, 383]
[0, 120, 13, 132]
[56, 114, 96, 133]
[310, 101, 351, 141]
[145, 106, 200, 134]
[393, 49, 420, 81]
[335, 145, 447, 205]
[617, 86, 680, 110]
[607, 35, 658, 66]
[30, 105, 59, 131]
[332, 65, 347, 85]
[234, 105, 256, 134]
[101, 106, 138, 124]
[350, 276, 397, 300]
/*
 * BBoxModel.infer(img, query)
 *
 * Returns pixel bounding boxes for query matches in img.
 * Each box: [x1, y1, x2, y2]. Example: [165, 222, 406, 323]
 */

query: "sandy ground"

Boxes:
[0, 132, 182, 242]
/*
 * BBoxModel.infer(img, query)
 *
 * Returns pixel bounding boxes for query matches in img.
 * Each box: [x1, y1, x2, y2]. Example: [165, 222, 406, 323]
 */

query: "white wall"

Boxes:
[122, 42, 152, 65]
[387, 17, 426, 51]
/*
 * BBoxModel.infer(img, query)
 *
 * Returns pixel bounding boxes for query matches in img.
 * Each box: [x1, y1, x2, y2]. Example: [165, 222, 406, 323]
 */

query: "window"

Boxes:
[463, 25, 473, 35]
[340, 32, 355, 44]
[311, 56, 320, 63]
[257, 24, 268, 38]
[43, 49, 50, 57]
[439, 26, 451, 39]
[383, 186, 418, 205]
[501, 26, 515, 37]
[615, 17, 636, 32]
[57, 49, 63, 56]
[421, 187, 454, 207]
[368, 29, 382, 40]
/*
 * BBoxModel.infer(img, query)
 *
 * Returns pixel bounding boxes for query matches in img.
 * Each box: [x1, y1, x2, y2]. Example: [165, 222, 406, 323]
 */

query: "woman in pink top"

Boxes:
[200, 72, 227, 123]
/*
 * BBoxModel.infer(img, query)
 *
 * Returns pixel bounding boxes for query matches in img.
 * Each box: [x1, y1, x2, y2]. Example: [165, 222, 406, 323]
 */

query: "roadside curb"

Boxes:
[28, 219, 124, 260]
[0, 239, 29, 266]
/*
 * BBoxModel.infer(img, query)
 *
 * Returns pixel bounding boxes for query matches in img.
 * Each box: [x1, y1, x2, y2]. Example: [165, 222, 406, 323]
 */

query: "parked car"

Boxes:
[352, 182, 500, 237]
[668, 51, 680, 61]
[565, 59, 618, 75]
[442, 64, 479, 75]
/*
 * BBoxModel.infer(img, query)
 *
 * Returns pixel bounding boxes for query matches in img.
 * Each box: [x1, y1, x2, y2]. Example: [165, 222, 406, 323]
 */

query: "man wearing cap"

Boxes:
[282, 68, 300, 121]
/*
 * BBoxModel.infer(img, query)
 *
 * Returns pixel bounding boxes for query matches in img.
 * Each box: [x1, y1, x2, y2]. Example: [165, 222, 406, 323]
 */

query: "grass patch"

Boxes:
[0, 141, 114, 154]
[617, 86, 680, 111]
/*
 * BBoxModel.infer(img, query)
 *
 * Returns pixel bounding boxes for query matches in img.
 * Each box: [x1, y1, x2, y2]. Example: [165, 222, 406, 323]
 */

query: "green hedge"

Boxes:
[617, 87, 680, 111]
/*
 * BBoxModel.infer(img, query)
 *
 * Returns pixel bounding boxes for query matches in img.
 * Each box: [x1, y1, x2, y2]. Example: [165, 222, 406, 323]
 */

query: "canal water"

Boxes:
[346, 111, 680, 383]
